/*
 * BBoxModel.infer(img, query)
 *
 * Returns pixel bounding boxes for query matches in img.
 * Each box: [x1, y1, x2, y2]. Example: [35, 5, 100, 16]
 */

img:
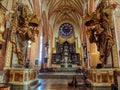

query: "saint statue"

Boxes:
[9, 2, 40, 66]
[84, 0, 116, 64]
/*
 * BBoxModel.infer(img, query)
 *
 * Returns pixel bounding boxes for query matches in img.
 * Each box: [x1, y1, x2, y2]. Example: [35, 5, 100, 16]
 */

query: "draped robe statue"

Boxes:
[84, 0, 115, 64]
[10, 2, 40, 66]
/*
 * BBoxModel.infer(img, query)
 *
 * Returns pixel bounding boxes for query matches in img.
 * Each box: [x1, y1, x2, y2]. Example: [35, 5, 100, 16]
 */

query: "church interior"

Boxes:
[0, 0, 120, 90]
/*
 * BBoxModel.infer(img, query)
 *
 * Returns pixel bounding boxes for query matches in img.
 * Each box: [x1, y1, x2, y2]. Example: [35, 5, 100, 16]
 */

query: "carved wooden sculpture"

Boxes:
[84, 0, 115, 64]
[9, 2, 40, 65]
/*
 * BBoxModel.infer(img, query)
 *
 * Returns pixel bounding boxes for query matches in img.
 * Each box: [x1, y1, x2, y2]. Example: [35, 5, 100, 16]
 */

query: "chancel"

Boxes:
[0, 0, 120, 90]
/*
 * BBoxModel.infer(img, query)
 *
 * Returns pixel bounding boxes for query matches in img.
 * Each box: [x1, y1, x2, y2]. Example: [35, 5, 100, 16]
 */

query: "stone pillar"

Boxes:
[30, 0, 41, 68]
[83, 0, 95, 68]
[112, 12, 119, 68]
[44, 42, 48, 68]
[4, 21, 12, 69]
[4, 41, 12, 68]
[47, 24, 53, 68]
[89, 0, 95, 12]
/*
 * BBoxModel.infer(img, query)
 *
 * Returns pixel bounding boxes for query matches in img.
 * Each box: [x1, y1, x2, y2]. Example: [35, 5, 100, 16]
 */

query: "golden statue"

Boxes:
[9, 2, 40, 66]
[84, 0, 117, 64]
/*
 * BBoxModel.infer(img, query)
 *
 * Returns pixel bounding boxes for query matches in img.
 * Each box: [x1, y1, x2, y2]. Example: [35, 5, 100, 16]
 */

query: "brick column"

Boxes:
[112, 12, 120, 68]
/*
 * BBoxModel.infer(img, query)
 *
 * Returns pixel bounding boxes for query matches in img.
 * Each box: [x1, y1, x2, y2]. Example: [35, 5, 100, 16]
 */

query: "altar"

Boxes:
[61, 64, 72, 68]
[52, 41, 80, 66]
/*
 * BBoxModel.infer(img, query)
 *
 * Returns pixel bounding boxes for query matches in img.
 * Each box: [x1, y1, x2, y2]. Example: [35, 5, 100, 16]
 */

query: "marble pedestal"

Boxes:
[87, 69, 115, 90]
[6, 68, 39, 90]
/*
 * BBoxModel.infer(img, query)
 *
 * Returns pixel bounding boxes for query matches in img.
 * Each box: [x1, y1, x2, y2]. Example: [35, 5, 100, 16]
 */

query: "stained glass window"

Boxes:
[59, 23, 73, 36]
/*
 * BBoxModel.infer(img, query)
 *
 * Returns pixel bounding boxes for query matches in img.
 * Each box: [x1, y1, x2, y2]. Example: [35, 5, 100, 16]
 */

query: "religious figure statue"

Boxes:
[83, 0, 117, 64]
[9, 2, 40, 66]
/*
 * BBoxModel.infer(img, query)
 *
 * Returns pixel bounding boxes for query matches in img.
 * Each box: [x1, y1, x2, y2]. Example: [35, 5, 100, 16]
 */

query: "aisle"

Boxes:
[35, 79, 88, 90]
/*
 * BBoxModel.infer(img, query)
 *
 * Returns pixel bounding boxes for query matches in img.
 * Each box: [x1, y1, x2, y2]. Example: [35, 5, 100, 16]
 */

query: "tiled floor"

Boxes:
[35, 79, 88, 90]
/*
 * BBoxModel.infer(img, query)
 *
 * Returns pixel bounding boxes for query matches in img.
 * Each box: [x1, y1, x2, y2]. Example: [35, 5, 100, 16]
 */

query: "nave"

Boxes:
[10, 71, 89, 90]
[37, 71, 88, 90]
[0, 0, 120, 90]
[36, 78, 88, 90]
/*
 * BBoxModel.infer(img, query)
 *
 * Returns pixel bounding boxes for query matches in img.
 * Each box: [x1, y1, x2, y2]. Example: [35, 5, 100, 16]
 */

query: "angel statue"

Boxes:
[83, 0, 118, 64]
[9, 2, 40, 66]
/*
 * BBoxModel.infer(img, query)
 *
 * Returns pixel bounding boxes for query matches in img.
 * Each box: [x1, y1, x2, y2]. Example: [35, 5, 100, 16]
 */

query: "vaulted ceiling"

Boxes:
[1, 0, 120, 27]
[1, 0, 120, 44]
[42, 0, 89, 27]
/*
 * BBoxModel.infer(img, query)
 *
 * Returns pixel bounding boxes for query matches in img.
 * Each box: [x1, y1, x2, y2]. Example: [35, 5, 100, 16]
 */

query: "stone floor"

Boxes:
[35, 79, 88, 90]
[8, 72, 89, 90]
[39, 72, 83, 79]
